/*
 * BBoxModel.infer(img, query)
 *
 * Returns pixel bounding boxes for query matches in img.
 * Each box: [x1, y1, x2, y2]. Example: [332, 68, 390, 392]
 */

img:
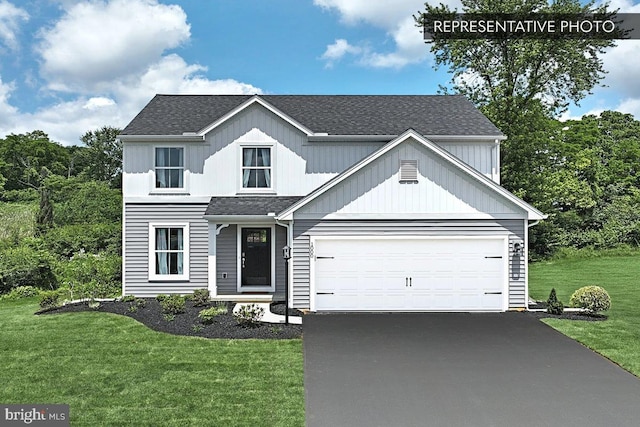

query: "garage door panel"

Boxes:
[314, 237, 506, 312]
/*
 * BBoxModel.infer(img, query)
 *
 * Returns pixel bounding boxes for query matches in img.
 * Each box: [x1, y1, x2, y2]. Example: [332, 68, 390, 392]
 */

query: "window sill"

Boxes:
[148, 277, 190, 282]
[149, 191, 191, 196]
[236, 189, 277, 195]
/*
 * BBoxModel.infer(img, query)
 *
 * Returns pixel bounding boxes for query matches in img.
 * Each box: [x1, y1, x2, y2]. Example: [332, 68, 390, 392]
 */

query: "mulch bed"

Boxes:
[528, 301, 608, 322]
[37, 299, 304, 339]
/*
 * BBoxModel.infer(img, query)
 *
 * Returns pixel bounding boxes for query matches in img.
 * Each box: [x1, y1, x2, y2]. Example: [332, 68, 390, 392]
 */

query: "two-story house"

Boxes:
[119, 95, 545, 312]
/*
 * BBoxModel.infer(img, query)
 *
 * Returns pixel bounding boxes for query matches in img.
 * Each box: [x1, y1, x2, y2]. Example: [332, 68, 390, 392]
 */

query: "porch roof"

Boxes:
[204, 196, 304, 217]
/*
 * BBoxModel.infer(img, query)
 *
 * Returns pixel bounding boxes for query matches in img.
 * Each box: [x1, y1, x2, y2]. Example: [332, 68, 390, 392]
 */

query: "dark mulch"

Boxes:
[37, 299, 303, 339]
[528, 301, 608, 322]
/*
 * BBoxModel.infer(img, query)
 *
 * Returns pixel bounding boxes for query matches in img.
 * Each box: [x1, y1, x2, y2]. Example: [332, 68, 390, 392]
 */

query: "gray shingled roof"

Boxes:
[121, 95, 503, 137]
[204, 196, 304, 216]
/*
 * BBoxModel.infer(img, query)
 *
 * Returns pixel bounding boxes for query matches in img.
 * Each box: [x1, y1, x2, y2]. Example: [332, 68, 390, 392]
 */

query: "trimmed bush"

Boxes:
[160, 295, 186, 315]
[546, 288, 564, 315]
[234, 303, 265, 328]
[191, 289, 210, 307]
[0, 245, 57, 294]
[569, 286, 611, 314]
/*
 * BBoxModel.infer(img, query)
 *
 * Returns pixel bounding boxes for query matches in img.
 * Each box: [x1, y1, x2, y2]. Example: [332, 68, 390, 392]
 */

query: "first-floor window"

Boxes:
[149, 223, 189, 280]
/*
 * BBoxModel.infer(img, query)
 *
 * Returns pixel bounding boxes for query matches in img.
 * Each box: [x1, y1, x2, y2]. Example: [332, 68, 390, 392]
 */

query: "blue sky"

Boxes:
[0, 0, 638, 145]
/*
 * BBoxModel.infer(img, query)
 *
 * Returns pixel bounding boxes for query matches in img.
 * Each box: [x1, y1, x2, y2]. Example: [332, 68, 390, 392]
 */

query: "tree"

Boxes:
[416, 0, 616, 131]
[80, 126, 122, 188]
[0, 131, 70, 192]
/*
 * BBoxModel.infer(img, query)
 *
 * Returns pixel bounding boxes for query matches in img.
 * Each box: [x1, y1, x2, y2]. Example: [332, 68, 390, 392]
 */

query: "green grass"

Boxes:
[529, 251, 640, 376]
[0, 299, 304, 426]
[0, 202, 36, 240]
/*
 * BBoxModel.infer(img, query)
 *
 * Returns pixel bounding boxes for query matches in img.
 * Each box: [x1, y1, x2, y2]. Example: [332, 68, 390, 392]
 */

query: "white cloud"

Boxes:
[321, 38, 363, 67]
[315, 0, 450, 69]
[1, 0, 263, 145]
[0, 1, 28, 51]
[615, 98, 640, 117]
[38, 0, 191, 92]
[603, 41, 640, 99]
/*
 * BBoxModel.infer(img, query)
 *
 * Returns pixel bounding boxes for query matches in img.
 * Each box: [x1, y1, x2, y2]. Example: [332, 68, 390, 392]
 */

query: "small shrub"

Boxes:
[160, 295, 186, 315]
[569, 286, 611, 314]
[127, 305, 138, 313]
[163, 313, 175, 322]
[191, 288, 210, 307]
[234, 303, 265, 328]
[135, 298, 147, 308]
[121, 295, 135, 303]
[156, 294, 169, 302]
[546, 288, 564, 315]
[88, 300, 100, 310]
[192, 324, 204, 333]
[198, 304, 228, 324]
[39, 290, 60, 309]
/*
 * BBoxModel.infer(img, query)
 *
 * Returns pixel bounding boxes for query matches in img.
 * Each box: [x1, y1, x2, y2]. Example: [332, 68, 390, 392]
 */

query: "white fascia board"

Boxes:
[277, 129, 545, 221]
[197, 95, 314, 136]
[118, 134, 205, 142]
[202, 215, 276, 223]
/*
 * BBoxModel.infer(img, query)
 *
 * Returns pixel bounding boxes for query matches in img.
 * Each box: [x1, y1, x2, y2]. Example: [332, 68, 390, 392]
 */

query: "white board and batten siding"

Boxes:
[123, 105, 500, 199]
[291, 220, 527, 311]
[295, 140, 520, 219]
[124, 203, 209, 297]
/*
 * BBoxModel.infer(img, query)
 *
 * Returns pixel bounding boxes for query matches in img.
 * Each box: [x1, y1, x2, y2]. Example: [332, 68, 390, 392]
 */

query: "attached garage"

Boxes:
[311, 237, 507, 312]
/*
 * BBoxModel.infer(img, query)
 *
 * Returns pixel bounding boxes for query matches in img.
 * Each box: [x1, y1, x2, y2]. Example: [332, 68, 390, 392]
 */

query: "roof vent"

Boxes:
[399, 160, 418, 183]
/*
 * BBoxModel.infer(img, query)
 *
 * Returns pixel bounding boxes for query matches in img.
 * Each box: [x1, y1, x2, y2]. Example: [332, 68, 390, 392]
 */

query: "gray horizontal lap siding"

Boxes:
[215, 224, 287, 296]
[292, 219, 526, 310]
[215, 225, 237, 294]
[124, 203, 208, 297]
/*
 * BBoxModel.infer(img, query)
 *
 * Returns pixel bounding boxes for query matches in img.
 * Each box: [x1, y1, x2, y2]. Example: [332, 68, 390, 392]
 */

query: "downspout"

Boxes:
[527, 220, 540, 228]
[275, 218, 293, 308]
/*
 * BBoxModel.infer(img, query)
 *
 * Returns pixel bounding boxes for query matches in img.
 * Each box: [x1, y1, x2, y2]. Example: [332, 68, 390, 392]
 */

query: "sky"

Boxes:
[0, 0, 638, 146]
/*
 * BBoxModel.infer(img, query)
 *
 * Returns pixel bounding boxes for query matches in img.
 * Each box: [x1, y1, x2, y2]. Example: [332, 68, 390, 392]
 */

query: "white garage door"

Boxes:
[313, 237, 506, 312]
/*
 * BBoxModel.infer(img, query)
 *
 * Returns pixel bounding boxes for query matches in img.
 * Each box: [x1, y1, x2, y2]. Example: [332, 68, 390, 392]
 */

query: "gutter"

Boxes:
[118, 134, 205, 142]
[307, 134, 507, 143]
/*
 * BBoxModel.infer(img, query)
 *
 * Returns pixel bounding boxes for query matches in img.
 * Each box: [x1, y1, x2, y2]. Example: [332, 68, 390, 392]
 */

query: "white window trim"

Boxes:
[148, 222, 190, 281]
[237, 142, 275, 194]
[237, 224, 276, 293]
[151, 145, 189, 194]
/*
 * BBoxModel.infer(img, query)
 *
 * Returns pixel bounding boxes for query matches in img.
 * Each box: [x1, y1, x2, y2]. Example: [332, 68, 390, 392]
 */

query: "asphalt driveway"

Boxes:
[304, 313, 640, 427]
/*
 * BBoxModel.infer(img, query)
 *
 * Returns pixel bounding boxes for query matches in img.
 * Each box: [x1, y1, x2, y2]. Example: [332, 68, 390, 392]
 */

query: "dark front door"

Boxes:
[241, 227, 271, 287]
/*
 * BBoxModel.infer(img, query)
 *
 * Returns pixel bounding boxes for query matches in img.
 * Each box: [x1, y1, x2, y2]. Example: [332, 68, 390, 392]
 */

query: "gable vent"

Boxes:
[399, 160, 418, 182]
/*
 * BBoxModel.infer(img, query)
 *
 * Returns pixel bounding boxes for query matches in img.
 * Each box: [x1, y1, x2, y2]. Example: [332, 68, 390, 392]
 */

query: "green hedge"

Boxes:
[45, 223, 121, 258]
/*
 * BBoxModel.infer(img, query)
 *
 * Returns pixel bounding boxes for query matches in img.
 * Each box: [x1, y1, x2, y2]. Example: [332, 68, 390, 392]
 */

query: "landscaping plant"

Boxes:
[234, 303, 265, 328]
[160, 294, 186, 315]
[546, 288, 564, 315]
[191, 288, 210, 307]
[569, 285, 611, 314]
[198, 304, 228, 324]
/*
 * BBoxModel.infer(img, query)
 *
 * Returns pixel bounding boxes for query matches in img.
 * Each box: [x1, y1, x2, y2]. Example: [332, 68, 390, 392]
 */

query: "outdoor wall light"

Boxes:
[514, 243, 522, 256]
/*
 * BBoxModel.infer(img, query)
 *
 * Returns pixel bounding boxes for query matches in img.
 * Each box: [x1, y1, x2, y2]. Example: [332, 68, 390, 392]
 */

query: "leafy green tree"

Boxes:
[416, 0, 616, 130]
[0, 131, 69, 192]
[80, 126, 122, 188]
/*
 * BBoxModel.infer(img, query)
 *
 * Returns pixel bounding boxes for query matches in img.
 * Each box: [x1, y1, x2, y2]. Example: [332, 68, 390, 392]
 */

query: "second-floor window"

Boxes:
[155, 147, 184, 188]
[242, 147, 271, 188]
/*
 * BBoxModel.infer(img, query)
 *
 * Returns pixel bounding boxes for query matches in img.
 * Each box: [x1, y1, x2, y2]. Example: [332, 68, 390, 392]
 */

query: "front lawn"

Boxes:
[529, 251, 640, 377]
[0, 299, 304, 426]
